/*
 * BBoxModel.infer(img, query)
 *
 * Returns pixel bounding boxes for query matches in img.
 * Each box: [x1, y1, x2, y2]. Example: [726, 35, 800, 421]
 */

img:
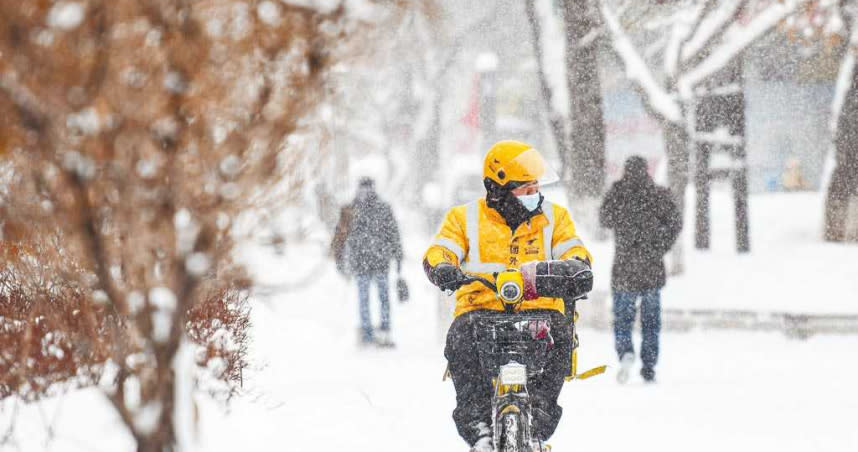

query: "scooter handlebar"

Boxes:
[444, 274, 497, 296]
[451, 270, 588, 309]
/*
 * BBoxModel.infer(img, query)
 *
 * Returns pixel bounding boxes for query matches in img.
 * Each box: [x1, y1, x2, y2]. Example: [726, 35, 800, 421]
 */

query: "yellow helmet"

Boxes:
[483, 140, 548, 186]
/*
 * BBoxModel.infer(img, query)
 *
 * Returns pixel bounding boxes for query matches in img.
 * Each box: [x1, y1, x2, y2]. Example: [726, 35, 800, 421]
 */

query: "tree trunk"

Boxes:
[563, 0, 606, 199]
[134, 391, 177, 452]
[111, 369, 178, 452]
[414, 92, 443, 208]
[524, 0, 569, 175]
[663, 119, 690, 274]
[825, 49, 858, 242]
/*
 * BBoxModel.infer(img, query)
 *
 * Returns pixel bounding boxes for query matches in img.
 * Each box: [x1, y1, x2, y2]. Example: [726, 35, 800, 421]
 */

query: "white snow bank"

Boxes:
[585, 189, 858, 314]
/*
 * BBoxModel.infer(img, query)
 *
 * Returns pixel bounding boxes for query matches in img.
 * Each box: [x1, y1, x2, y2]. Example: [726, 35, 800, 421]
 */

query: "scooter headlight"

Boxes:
[499, 362, 527, 385]
[499, 281, 522, 304]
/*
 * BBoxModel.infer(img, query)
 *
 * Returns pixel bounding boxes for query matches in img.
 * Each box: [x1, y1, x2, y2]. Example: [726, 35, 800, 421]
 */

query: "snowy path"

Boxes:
[5, 277, 856, 452]
[192, 238, 858, 452]
[3, 191, 857, 451]
[199, 191, 858, 452]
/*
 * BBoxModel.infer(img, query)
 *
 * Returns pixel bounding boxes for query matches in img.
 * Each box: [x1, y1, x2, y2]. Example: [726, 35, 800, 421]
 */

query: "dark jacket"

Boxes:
[333, 191, 403, 275]
[599, 167, 682, 291]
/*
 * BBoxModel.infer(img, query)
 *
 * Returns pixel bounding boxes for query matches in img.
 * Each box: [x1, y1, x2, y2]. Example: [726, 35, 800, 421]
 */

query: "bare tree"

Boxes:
[564, 0, 607, 201]
[406, 5, 498, 206]
[825, 1, 858, 241]
[0, 1, 409, 450]
[763, 0, 858, 241]
[525, 0, 605, 232]
[600, 0, 811, 269]
[524, 0, 569, 178]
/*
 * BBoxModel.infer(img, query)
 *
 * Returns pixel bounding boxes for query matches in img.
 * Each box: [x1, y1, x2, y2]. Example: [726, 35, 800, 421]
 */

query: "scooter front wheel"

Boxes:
[497, 411, 526, 452]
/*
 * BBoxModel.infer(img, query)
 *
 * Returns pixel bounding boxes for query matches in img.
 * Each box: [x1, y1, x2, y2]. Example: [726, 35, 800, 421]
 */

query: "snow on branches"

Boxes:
[601, 0, 812, 119]
[0, 0, 413, 449]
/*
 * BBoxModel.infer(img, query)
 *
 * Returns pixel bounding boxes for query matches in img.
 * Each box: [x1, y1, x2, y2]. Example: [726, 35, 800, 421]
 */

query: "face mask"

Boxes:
[517, 192, 541, 212]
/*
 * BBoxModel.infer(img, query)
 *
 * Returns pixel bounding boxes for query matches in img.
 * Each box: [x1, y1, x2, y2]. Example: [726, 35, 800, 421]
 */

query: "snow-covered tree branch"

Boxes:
[0, 1, 414, 450]
[600, 0, 811, 269]
[678, 0, 808, 97]
[601, 1, 682, 123]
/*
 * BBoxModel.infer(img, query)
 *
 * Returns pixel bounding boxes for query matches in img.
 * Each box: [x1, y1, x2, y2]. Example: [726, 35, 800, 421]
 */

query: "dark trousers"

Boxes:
[356, 272, 390, 340]
[444, 310, 572, 446]
[612, 289, 661, 369]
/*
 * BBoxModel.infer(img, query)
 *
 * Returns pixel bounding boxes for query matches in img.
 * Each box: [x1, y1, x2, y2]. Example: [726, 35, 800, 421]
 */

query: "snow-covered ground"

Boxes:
[584, 188, 858, 315]
[2, 189, 857, 452]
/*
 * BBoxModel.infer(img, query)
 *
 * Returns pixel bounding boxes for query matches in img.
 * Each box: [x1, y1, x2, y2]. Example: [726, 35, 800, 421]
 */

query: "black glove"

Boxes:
[522, 259, 593, 300]
[428, 263, 467, 293]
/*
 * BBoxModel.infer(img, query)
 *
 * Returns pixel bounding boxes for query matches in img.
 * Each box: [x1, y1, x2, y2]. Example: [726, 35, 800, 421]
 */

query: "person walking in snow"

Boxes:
[423, 141, 593, 452]
[331, 177, 403, 347]
[599, 156, 682, 383]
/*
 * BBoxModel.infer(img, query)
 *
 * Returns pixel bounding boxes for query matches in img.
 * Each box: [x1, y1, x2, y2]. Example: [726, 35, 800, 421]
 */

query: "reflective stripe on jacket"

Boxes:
[423, 198, 593, 317]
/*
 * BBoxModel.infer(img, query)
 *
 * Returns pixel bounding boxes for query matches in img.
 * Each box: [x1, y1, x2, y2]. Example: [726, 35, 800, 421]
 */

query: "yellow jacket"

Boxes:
[424, 198, 593, 317]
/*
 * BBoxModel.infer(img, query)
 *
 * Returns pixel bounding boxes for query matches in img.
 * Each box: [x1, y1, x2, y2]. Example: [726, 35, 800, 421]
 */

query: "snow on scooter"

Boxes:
[444, 268, 605, 452]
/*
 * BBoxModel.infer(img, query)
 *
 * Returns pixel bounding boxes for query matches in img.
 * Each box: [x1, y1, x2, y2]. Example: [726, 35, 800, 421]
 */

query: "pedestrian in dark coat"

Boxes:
[599, 156, 681, 383]
[332, 177, 403, 346]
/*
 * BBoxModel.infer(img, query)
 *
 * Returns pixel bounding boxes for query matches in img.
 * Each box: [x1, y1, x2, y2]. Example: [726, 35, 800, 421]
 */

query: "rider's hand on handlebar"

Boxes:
[429, 263, 467, 293]
[520, 258, 593, 300]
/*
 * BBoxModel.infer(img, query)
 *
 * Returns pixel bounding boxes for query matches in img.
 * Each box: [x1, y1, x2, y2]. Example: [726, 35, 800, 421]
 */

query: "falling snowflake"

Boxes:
[47, 2, 86, 30]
